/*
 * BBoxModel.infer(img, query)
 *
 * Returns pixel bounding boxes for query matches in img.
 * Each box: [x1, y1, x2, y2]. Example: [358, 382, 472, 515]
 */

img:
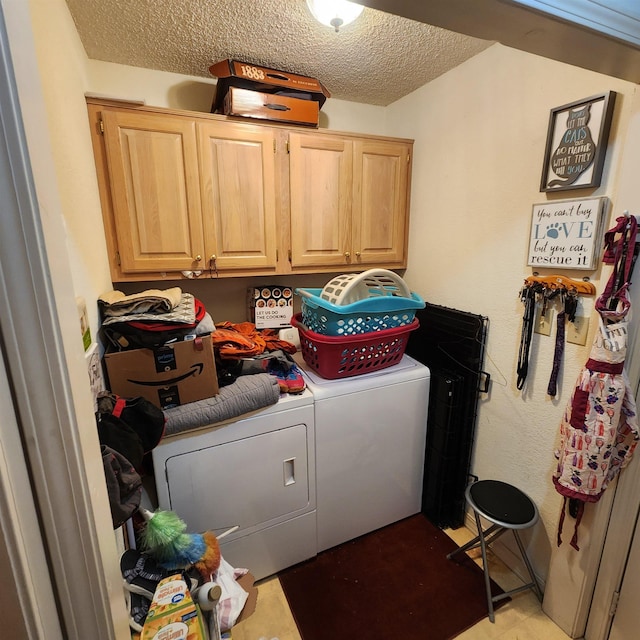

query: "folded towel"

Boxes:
[101, 292, 196, 326]
[99, 287, 183, 317]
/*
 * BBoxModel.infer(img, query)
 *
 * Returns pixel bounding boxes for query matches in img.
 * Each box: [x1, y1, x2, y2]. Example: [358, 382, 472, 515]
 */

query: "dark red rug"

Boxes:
[278, 514, 507, 640]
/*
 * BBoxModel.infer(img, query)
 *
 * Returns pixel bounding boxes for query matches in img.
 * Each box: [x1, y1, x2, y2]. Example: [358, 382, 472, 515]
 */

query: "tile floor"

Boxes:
[230, 525, 572, 640]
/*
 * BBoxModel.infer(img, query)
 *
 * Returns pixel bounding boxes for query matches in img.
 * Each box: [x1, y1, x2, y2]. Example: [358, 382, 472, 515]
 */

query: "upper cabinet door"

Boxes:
[197, 121, 278, 271]
[102, 110, 205, 273]
[289, 132, 353, 268]
[352, 140, 411, 266]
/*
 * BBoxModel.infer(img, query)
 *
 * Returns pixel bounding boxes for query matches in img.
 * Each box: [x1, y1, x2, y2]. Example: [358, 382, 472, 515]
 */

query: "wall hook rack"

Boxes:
[524, 274, 596, 295]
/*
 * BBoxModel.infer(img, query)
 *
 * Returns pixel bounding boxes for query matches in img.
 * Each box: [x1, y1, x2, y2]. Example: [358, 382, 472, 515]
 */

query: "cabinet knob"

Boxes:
[209, 255, 217, 262]
[194, 255, 202, 262]
[344, 252, 351, 259]
[355, 251, 361, 257]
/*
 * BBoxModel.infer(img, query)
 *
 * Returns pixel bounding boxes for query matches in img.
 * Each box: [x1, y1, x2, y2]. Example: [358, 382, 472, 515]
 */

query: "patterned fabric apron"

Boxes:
[553, 216, 639, 550]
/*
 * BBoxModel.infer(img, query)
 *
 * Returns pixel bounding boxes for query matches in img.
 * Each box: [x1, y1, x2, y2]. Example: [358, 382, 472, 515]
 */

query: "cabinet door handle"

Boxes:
[194, 255, 202, 262]
[355, 251, 361, 257]
[283, 457, 296, 486]
[344, 251, 351, 260]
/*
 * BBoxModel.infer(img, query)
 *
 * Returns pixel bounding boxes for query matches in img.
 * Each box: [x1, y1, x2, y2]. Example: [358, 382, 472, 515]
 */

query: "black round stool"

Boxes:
[447, 480, 543, 622]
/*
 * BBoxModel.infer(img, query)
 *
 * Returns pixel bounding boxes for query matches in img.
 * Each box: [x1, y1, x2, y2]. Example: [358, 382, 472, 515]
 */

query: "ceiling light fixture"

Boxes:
[306, 0, 364, 32]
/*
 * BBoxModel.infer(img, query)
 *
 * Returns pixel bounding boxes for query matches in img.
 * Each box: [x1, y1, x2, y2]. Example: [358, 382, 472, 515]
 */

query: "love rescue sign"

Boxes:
[527, 197, 608, 270]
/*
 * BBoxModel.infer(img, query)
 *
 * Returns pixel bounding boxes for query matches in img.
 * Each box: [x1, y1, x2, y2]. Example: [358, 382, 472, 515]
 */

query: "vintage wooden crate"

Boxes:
[210, 59, 330, 118]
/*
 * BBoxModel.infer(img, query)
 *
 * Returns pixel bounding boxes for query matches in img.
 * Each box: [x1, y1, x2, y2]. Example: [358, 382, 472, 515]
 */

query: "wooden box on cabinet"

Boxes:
[210, 58, 330, 114]
[223, 86, 319, 127]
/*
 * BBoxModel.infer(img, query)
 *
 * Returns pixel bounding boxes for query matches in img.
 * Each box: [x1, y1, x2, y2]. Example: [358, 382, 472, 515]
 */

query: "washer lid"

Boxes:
[294, 353, 429, 398]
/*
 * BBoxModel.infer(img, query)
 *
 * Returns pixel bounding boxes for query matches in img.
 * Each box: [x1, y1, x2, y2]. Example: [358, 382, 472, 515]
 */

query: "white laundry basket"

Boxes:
[295, 269, 425, 336]
[319, 269, 412, 305]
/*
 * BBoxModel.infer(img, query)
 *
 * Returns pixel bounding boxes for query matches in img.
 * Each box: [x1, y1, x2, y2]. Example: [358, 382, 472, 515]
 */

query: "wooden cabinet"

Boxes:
[289, 133, 353, 268]
[353, 139, 410, 266]
[197, 121, 278, 271]
[101, 109, 205, 273]
[289, 133, 410, 269]
[87, 99, 412, 281]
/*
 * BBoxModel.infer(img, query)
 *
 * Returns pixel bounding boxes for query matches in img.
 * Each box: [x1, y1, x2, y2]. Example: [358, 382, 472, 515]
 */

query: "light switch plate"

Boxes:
[567, 315, 590, 345]
[534, 308, 554, 336]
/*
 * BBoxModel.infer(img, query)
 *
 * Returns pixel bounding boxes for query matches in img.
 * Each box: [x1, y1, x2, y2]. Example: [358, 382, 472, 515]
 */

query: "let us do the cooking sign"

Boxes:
[527, 197, 608, 270]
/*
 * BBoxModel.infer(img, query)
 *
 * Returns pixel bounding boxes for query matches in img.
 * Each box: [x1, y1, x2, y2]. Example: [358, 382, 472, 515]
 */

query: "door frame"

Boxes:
[0, 2, 127, 637]
[584, 271, 640, 640]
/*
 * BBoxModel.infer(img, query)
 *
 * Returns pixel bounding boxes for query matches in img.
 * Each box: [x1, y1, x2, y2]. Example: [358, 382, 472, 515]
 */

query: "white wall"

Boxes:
[28, 0, 113, 335]
[386, 42, 640, 628]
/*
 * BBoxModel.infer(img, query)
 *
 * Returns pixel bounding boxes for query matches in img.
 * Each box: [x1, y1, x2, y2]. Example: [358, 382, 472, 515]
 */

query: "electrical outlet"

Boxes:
[567, 315, 590, 345]
[534, 308, 554, 336]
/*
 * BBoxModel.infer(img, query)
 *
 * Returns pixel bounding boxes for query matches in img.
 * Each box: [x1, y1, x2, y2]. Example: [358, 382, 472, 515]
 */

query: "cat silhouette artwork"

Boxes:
[547, 104, 596, 188]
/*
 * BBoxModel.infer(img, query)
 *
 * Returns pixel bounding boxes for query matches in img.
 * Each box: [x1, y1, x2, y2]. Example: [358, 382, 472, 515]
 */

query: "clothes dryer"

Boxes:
[152, 389, 316, 580]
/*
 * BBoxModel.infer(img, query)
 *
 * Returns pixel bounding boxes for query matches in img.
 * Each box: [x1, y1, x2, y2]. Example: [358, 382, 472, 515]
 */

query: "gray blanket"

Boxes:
[163, 373, 281, 436]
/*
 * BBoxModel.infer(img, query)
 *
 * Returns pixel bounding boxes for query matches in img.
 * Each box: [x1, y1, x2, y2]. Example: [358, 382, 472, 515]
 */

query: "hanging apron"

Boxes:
[552, 216, 640, 550]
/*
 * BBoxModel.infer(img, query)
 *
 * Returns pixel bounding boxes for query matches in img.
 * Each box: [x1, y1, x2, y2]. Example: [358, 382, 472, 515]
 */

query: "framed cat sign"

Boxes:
[540, 91, 616, 192]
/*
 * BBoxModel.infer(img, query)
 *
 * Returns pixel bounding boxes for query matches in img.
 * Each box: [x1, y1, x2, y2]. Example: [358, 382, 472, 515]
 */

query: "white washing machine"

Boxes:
[295, 354, 430, 552]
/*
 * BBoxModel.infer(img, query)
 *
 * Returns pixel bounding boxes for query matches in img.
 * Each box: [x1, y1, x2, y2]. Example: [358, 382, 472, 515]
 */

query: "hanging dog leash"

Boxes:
[547, 288, 578, 397]
[516, 281, 543, 390]
[546, 288, 565, 397]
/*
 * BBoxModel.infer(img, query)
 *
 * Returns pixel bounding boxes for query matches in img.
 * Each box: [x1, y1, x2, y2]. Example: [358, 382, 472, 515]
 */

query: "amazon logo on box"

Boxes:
[103, 335, 218, 409]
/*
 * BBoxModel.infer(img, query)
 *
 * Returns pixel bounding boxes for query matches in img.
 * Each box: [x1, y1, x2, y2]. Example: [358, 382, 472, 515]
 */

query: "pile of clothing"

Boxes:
[98, 288, 305, 393]
[211, 321, 305, 394]
[99, 287, 213, 351]
[97, 392, 166, 529]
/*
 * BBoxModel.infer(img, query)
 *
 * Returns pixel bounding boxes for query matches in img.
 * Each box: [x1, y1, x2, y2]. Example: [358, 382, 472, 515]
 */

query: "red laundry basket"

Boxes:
[291, 313, 419, 379]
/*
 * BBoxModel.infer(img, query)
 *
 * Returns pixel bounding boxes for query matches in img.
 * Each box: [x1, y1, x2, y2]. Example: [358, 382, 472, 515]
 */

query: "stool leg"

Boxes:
[513, 531, 543, 602]
[446, 523, 502, 560]
[474, 510, 495, 623]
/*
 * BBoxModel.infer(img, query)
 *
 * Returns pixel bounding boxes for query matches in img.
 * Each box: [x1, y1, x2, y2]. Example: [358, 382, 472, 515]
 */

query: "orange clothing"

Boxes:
[211, 321, 296, 359]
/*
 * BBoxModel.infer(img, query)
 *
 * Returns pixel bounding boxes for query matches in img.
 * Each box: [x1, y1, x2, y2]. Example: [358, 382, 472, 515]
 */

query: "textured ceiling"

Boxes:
[64, 0, 493, 107]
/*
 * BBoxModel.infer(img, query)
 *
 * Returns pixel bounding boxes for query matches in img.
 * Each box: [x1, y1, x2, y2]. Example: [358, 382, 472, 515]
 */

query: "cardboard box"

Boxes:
[235, 572, 258, 624]
[247, 286, 294, 329]
[210, 58, 330, 115]
[103, 335, 218, 409]
[141, 574, 206, 640]
[223, 86, 320, 127]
